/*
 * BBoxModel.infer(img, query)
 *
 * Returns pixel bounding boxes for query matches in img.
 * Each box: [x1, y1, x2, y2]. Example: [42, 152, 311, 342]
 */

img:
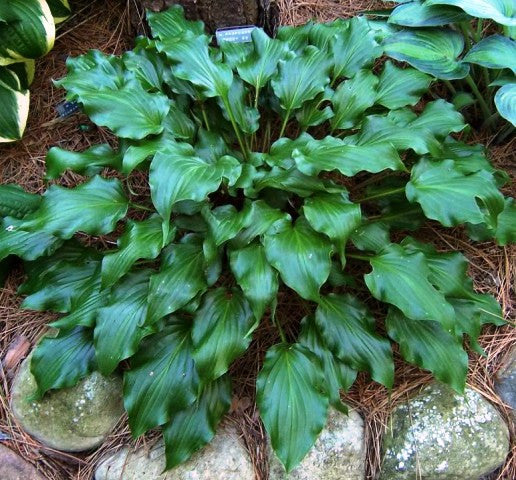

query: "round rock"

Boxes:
[269, 407, 366, 480]
[95, 425, 254, 479]
[380, 383, 510, 480]
[11, 358, 123, 452]
[0, 444, 45, 480]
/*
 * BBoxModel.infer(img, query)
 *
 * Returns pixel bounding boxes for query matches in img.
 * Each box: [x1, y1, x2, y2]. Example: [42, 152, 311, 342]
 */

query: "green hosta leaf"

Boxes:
[463, 35, 516, 73]
[0, 184, 41, 218]
[303, 192, 361, 261]
[350, 222, 391, 252]
[293, 135, 405, 176]
[375, 61, 432, 109]
[16, 176, 129, 239]
[45, 144, 122, 179]
[383, 28, 470, 80]
[31, 327, 95, 399]
[80, 82, 170, 140]
[146, 240, 207, 325]
[276, 22, 313, 52]
[163, 375, 232, 469]
[330, 69, 378, 130]
[388, 1, 470, 26]
[0, 78, 29, 143]
[263, 218, 332, 301]
[147, 5, 204, 40]
[364, 244, 455, 329]
[123, 38, 165, 91]
[0, 219, 62, 261]
[386, 308, 467, 393]
[409, 99, 465, 137]
[406, 158, 505, 228]
[95, 270, 152, 375]
[331, 16, 383, 80]
[19, 245, 100, 313]
[150, 143, 241, 232]
[192, 288, 256, 382]
[201, 203, 253, 246]
[238, 28, 288, 91]
[315, 294, 394, 387]
[0, 0, 54, 61]
[299, 315, 356, 413]
[495, 83, 516, 126]
[124, 320, 199, 437]
[158, 35, 233, 98]
[229, 243, 279, 321]
[426, 0, 516, 27]
[257, 343, 329, 472]
[218, 80, 259, 134]
[295, 89, 334, 130]
[272, 45, 331, 116]
[495, 198, 516, 245]
[46, 0, 71, 24]
[102, 215, 174, 288]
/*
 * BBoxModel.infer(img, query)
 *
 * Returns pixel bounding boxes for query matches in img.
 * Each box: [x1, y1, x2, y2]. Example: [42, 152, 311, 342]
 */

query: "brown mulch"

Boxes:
[0, 0, 515, 479]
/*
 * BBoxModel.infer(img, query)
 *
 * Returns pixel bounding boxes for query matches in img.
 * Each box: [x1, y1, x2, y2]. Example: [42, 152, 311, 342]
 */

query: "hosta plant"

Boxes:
[1, 6, 515, 472]
[368, 0, 516, 128]
[0, 0, 71, 142]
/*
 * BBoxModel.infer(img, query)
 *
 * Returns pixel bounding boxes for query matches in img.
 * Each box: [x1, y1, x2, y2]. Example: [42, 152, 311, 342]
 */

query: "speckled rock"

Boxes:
[94, 425, 254, 479]
[0, 444, 45, 480]
[11, 358, 123, 452]
[269, 408, 366, 480]
[495, 346, 516, 419]
[380, 383, 510, 480]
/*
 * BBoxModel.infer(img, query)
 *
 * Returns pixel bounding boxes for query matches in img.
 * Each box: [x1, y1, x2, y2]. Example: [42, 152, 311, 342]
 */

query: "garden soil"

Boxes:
[0, 1, 514, 479]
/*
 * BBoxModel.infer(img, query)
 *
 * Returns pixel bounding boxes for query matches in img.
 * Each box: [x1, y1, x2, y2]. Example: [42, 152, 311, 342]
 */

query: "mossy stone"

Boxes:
[380, 383, 510, 480]
[11, 358, 123, 452]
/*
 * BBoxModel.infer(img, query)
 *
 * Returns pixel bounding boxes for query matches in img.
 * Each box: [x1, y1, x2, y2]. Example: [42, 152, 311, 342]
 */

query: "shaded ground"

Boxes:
[0, 1, 514, 479]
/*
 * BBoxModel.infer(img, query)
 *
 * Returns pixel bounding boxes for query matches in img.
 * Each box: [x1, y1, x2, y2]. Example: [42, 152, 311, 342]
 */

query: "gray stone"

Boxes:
[0, 444, 45, 480]
[380, 383, 510, 480]
[495, 346, 516, 418]
[11, 358, 123, 452]
[94, 425, 254, 479]
[269, 408, 366, 480]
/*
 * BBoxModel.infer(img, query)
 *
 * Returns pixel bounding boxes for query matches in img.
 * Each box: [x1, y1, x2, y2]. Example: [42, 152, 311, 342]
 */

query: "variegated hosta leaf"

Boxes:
[0, 76, 29, 143]
[383, 28, 470, 80]
[0, 0, 55, 61]
[495, 83, 516, 126]
[388, 0, 471, 27]
[46, 0, 71, 24]
[426, 0, 516, 27]
[463, 35, 516, 73]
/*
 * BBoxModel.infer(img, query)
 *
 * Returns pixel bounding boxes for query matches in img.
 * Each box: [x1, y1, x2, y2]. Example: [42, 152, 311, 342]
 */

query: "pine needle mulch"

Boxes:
[0, 1, 514, 479]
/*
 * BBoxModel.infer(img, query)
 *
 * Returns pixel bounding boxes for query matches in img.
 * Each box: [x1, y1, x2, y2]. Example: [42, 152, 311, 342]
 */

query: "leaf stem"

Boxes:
[221, 95, 250, 160]
[346, 253, 372, 261]
[444, 80, 457, 95]
[130, 202, 154, 212]
[200, 103, 211, 131]
[465, 74, 492, 120]
[279, 110, 291, 138]
[271, 303, 287, 343]
[357, 187, 406, 203]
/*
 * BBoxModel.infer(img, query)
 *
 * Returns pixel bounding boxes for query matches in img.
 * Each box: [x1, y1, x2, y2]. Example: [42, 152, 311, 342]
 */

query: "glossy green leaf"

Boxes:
[375, 61, 432, 109]
[263, 218, 332, 301]
[147, 5, 204, 41]
[388, 1, 470, 26]
[0, 78, 29, 143]
[5, 59, 35, 89]
[463, 35, 516, 73]
[46, 0, 71, 23]
[31, 327, 96, 399]
[386, 308, 467, 393]
[383, 28, 470, 80]
[271, 45, 331, 116]
[102, 215, 173, 288]
[201, 203, 253, 246]
[217, 80, 259, 134]
[0, 0, 54, 61]
[150, 142, 241, 232]
[330, 69, 378, 130]
[45, 144, 122, 179]
[95, 270, 152, 375]
[192, 288, 256, 382]
[495, 83, 516, 126]
[315, 294, 394, 387]
[124, 320, 199, 437]
[365, 244, 455, 329]
[257, 343, 329, 472]
[0, 184, 41, 218]
[16, 176, 128, 239]
[331, 16, 383, 80]
[293, 135, 405, 176]
[495, 197, 516, 245]
[146, 240, 207, 325]
[299, 315, 356, 413]
[409, 99, 465, 137]
[229, 243, 279, 320]
[163, 375, 232, 469]
[350, 222, 391, 252]
[426, 0, 516, 27]
[406, 158, 505, 228]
